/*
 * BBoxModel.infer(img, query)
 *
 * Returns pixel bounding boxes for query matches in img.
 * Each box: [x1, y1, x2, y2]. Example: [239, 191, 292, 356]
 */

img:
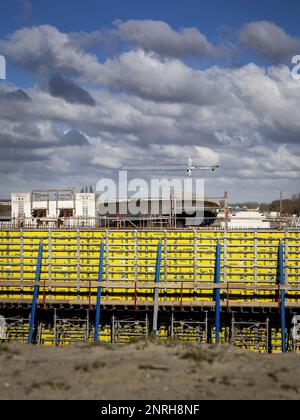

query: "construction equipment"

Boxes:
[123, 157, 220, 178]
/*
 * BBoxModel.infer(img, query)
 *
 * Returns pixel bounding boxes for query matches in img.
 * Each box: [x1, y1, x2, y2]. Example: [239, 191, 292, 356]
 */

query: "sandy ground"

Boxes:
[0, 340, 300, 400]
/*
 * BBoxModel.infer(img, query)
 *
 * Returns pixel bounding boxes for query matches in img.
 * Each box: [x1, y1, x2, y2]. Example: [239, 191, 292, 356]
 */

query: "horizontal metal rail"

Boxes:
[0, 280, 300, 291]
[1, 297, 300, 309]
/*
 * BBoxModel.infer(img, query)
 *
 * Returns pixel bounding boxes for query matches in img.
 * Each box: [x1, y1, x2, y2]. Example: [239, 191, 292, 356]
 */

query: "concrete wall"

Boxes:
[75, 193, 95, 218]
[11, 193, 31, 219]
[11, 192, 96, 225]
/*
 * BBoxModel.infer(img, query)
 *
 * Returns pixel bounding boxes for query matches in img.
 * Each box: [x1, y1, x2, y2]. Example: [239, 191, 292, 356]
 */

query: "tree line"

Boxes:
[232, 194, 300, 216]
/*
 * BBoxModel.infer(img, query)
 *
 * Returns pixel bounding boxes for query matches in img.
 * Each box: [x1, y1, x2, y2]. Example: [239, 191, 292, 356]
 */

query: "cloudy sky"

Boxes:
[0, 0, 300, 201]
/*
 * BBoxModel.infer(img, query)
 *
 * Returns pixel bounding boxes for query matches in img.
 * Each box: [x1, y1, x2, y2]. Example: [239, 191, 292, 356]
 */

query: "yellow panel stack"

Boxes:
[0, 229, 299, 307]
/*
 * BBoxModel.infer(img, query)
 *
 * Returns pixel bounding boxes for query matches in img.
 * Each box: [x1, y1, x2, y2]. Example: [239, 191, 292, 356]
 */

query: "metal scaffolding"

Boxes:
[170, 313, 209, 343]
[111, 315, 149, 343]
[51, 310, 90, 346]
[0, 316, 29, 343]
[230, 316, 270, 353]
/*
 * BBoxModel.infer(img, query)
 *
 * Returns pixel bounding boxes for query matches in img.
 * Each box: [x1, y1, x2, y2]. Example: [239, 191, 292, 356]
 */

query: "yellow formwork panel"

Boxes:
[0, 229, 299, 306]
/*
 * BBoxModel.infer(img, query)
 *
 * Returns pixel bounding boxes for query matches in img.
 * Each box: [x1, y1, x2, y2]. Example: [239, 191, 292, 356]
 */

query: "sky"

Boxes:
[0, 0, 300, 202]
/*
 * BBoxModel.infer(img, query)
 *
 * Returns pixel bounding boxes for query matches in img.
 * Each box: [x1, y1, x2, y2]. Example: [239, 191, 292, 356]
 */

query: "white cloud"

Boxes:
[0, 25, 104, 81]
[0, 22, 300, 201]
[239, 21, 300, 63]
[114, 19, 219, 57]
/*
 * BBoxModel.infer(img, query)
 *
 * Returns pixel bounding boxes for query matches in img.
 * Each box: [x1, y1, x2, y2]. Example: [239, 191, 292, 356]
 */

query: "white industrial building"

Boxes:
[221, 210, 271, 229]
[11, 189, 96, 227]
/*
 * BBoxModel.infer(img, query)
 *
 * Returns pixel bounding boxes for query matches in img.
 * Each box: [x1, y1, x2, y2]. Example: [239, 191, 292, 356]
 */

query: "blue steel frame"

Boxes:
[94, 242, 105, 343]
[28, 241, 43, 344]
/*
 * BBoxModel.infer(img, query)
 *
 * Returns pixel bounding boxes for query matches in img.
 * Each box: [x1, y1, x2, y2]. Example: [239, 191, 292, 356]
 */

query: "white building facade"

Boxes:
[221, 211, 271, 229]
[11, 190, 96, 227]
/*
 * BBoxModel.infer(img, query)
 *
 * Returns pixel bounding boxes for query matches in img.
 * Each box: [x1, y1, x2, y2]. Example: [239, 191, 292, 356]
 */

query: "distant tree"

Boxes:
[232, 193, 300, 216]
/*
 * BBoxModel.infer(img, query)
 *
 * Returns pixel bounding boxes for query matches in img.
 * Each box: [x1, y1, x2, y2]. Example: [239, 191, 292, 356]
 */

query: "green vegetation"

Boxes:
[181, 346, 219, 365]
[233, 193, 300, 215]
[47, 382, 71, 391]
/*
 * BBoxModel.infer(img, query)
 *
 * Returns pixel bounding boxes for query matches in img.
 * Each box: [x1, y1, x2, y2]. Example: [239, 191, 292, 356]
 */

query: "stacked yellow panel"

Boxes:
[0, 229, 299, 307]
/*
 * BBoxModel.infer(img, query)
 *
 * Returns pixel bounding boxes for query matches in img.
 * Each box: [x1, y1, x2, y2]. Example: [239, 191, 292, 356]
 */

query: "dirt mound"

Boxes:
[0, 340, 300, 400]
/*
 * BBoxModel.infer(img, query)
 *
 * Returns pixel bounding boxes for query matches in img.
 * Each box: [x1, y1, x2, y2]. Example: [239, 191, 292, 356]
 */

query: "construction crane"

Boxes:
[123, 157, 220, 178]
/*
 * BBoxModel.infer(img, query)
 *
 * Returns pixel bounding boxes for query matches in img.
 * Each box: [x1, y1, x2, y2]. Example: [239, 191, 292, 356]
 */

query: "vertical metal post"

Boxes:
[194, 230, 198, 303]
[54, 308, 58, 346]
[28, 241, 43, 344]
[106, 230, 109, 282]
[48, 229, 52, 303]
[145, 312, 149, 338]
[231, 313, 235, 345]
[223, 231, 227, 285]
[94, 242, 105, 343]
[152, 241, 162, 337]
[20, 228, 24, 297]
[134, 231, 138, 310]
[284, 230, 289, 287]
[215, 242, 221, 344]
[254, 231, 258, 304]
[37, 322, 43, 345]
[180, 281, 184, 310]
[111, 314, 115, 344]
[163, 231, 168, 305]
[279, 242, 286, 353]
[76, 229, 80, 301]
[171, 312, 174, 339]
[205, 312, 209, 344]
[86, 309, 90, 343]
[164, 230, 168, 283]
[266, 317, 270, 354]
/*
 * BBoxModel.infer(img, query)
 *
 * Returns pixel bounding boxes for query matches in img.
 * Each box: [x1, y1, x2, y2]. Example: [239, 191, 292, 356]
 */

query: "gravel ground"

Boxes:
[0, 340, 300, 400]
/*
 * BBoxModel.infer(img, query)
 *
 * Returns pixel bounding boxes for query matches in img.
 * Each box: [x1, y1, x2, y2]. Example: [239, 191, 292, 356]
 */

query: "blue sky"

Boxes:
[1, 0, 300, 35]
[1, 0, 300, 87]
[0, 0, 300, 201]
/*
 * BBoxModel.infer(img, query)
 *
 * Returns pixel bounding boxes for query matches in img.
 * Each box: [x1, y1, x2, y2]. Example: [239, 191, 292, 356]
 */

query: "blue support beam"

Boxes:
[94, 242, 105, 343]
[152, 241, 162, 337]
[279, 242, 286, 353]
[28, 242, 43, 344]
[215, 242, 221, 344]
